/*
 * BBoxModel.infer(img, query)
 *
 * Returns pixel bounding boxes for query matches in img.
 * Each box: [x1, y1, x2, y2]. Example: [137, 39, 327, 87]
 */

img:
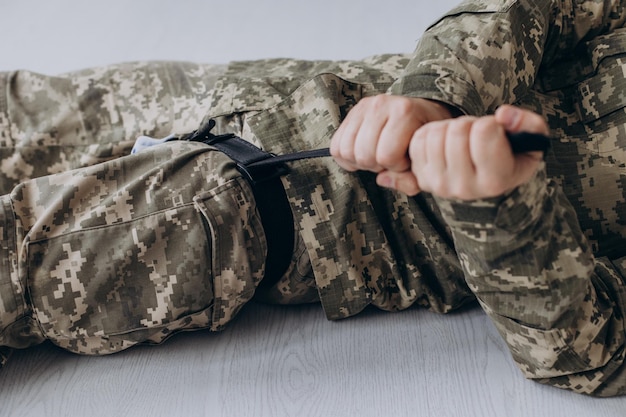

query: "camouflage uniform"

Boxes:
[0, 58, 474, 374]
[391, 0, 626, 397]
[0, 0, 625, 399]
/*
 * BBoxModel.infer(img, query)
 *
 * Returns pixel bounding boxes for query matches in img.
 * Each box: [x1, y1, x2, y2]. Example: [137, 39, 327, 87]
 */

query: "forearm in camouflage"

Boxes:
[435, 166, 626, 396]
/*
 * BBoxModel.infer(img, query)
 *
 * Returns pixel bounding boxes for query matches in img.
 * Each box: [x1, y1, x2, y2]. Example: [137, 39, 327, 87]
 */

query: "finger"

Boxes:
[408, 122, 429, 189]
[329, 123, 343, 156]
[376, 170, 421, 196]
[444, 117, 476, 198]
[495, 105, 549, 136]
[421, 121, 448, 195]
[374, 99, 420, 172]
[467, 117, 513, 196]
[469, 114, 544, 198]
[494, 105, 548, 182]
[330, 108, 362, 171]
[352, 109, 387, 172]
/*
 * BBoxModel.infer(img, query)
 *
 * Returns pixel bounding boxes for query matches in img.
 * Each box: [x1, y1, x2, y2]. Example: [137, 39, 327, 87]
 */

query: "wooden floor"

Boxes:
[1, 302, 624, 417]
[1, 1, 625, 415]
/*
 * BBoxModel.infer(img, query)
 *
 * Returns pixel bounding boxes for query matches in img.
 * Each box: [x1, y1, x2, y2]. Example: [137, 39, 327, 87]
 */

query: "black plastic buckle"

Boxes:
[187, 120, 289, 185]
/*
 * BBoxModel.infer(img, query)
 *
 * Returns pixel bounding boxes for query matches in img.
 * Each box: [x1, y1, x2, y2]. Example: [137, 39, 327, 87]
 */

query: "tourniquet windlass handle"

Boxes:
[506, 131, 551, 154]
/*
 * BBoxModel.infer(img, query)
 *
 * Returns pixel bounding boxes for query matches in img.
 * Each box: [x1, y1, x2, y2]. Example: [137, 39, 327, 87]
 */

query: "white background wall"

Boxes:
[0, 0, 459, 73]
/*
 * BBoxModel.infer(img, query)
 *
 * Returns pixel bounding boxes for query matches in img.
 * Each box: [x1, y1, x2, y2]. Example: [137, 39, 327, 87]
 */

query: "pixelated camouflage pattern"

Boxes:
[205, 56, 474, 318]
[0, 61, 272, 356]
[5, 140, 266, 354]
[0, 55, 477, 366]
[393, 0, 626, 396]
[0, 61, 226, 192]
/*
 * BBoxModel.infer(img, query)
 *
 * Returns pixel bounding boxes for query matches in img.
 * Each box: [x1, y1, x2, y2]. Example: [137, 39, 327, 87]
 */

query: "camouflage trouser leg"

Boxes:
[0, 139, 267, 355]
[0, 62, 272, 358]
[0, 61, 227, 194]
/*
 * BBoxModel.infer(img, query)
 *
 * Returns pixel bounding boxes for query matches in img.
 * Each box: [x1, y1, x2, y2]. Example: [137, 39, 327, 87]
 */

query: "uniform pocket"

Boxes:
[26, 201, 215, 354]
[574, 29, 626, 129]
[576, 57, 626, 127]
[192, 177, 266, 331]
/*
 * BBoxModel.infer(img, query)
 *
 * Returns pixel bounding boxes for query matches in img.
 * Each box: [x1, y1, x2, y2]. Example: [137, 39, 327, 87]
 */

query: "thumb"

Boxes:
[495, 105, 549, 136]
[494, 105, 547, 190]
[376, 170, 421, 196]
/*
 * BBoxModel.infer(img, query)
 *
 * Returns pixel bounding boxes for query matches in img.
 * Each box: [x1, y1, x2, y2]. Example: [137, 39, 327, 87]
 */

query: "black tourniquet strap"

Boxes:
[186, 120, 330, 287]
[246, 148, 331, 169]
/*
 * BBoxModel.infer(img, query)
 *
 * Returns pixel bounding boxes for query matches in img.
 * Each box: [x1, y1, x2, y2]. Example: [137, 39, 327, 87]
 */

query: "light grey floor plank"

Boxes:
[1, 303, 624, 417]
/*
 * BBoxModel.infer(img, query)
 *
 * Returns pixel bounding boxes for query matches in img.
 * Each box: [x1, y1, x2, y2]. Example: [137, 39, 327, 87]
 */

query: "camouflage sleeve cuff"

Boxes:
[433, 163, 549, 238]
[389, 70, 484, 117]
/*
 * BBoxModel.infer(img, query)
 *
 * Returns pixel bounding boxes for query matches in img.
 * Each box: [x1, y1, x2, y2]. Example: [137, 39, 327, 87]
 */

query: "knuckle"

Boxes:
[354, 148, 374, 167]
[339, 145, 355, 162]
[479, 176, 508, 197]
[365, 94, 389, 111]
[363, 94, 417, 117]
[470, 117, 498, 141]
[376, 147, 399, 167]
[389, 97, 416, 116]
[430, 178, 449, 198]
[449, 115, 476, 131]
[449, 182, 470, 200]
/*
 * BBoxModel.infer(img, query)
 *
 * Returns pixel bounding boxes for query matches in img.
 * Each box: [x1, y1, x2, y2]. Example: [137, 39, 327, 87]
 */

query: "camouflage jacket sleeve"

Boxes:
[434, 164, 626, 397]
[389, 0, 626, 115]
[388, 0, 626, 396]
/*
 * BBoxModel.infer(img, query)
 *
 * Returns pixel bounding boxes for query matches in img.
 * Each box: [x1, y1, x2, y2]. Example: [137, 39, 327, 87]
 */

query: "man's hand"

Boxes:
[330, 95, 455, 193]
[402, 105, 549, 199]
